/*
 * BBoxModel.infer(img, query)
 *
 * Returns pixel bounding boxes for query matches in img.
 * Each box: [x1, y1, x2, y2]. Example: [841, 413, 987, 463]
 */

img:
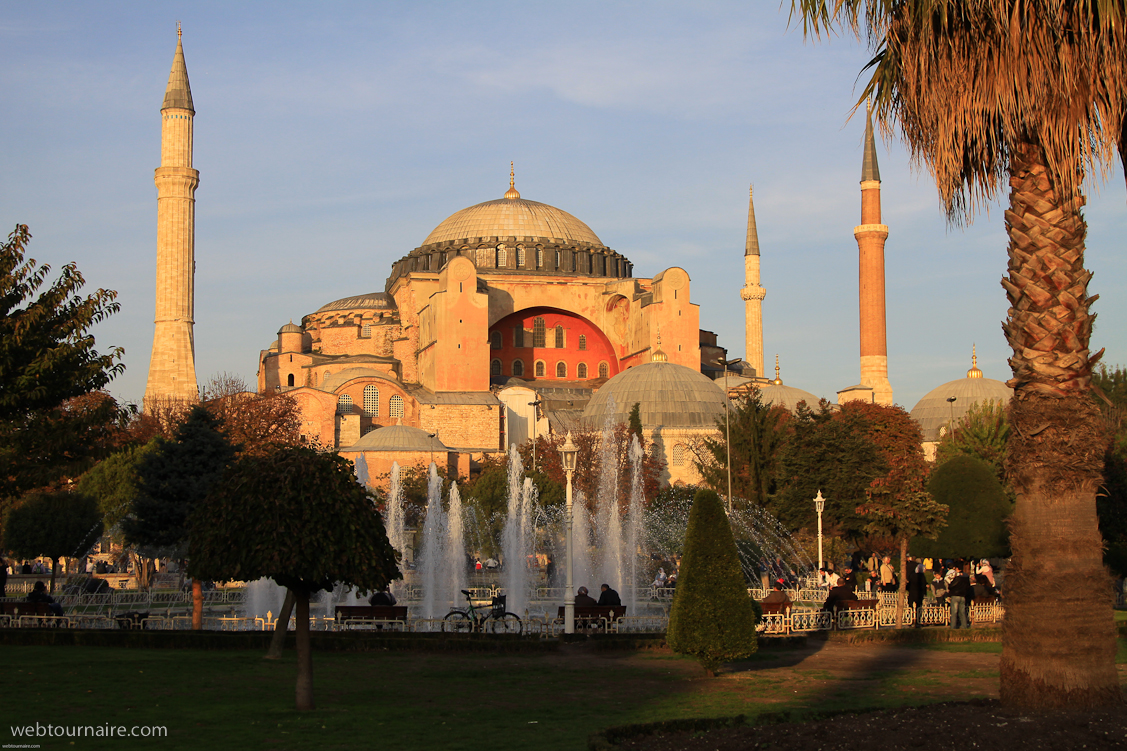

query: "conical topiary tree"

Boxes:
[667, 488, 757, 675]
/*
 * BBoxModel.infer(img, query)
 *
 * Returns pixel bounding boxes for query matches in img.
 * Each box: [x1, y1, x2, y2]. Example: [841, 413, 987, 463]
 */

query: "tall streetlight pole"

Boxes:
[946, 396, 957, 437]
[814, 490, 826, 584]
[528, 399, 543, 471]
[558, 432, 579, 635]
[716, 356, 740, 514]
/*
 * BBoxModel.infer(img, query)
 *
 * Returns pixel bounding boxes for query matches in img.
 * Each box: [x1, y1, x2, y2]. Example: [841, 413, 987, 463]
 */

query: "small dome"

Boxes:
[759, 382, 821, 413]
[422, 185, 603, 247]
[278, 322, 304, 335]
[350, 425, 448, 452]
[910, 369, 1012, 442]
[582, 361, 729, 429]
[315, 292, 394, 314]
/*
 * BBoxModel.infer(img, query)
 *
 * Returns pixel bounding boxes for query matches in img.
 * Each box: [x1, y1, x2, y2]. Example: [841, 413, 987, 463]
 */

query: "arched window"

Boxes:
[598, 362, 609, 379]
[363, 385, 380, 416]
[536, 247, 544, 269]
[490, 331, 502, 349]
[490, 359, 502, 377]
[496, 245, 507, 267]
[513, 360, 524, 377]
[577, 363, 588, 379]
[556, 361, 567, 378]
[338, 395, 354, 414]
[517, 246, 526, 267]
[578, 335, 587, 351]
[287, 373, 295, 387]
[310, 372, 318, 387]
[554, 325, 564, 348]
[389, 394, 404, 418]
[672, 444, 685, 466]
[535, 361, 545, 378]
[361, 323, 372, 337]
[533, 317, 546, 347]
[514, 327, 524, 348]
[554, 250, 561, 269]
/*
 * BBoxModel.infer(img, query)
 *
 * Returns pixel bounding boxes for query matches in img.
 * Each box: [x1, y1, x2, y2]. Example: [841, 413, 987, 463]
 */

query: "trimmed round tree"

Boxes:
[913, 455, 1012, 560]
[4, 490, 103, 592]
[189, 446, 401, 711]
[667, 488, 757, 675]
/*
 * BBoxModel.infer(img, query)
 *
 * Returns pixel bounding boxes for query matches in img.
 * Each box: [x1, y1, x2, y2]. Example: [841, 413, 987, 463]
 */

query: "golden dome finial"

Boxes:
[773, 354, 783, 385]
[967, 344, 983, 378]
[177, 20, 182, 40]
[504, 161, 520, 200]
[651, 332, 668, 363]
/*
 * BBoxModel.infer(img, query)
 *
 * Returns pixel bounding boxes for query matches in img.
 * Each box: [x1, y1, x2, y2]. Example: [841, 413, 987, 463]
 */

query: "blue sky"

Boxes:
[2, 1, 1123, 410]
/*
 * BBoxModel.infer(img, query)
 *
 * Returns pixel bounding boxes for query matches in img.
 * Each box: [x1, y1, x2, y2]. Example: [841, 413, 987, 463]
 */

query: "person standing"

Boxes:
[0, 557, 7, 597]
[947, 567, 971, 629]
[907, 557, 927, 627]
[879, 556, 896, 592]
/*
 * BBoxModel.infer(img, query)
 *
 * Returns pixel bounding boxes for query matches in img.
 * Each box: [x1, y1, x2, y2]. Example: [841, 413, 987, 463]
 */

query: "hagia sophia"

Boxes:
[144, 33, 1012, 487]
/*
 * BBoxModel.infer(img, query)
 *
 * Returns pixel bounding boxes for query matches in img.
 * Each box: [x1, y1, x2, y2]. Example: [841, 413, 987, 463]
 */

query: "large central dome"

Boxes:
[422, 178, 603, 247]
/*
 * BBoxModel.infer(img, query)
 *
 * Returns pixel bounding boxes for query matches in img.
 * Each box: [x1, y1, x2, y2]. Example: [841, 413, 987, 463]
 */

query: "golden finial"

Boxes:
[773, 354, 783, 385]
[177, 21, 182, 40]
[967, 344, 983, 379]
[650, 331, 668, 363]
[504, 161, 520, 200]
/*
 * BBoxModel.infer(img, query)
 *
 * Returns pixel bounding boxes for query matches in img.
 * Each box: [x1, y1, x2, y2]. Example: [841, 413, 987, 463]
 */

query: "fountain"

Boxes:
[385, 461, 407, 596]
[501, 445, 535, 617]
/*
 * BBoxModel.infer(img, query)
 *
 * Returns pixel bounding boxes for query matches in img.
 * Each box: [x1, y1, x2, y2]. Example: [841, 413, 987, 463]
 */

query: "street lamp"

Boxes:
[945, 396, 957, 437]
[528, 399, 543, 471]
[814, 490, 826, 584]
[716, 356, 741, 514]
[558, 432, 579, 635]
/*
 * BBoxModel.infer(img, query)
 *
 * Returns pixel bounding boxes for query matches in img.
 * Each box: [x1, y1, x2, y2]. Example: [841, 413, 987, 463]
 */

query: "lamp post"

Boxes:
[558, 431, 579, 635]
[814, 490, 826, 584]
[945, 396, 957, 437]
[528, 399, 543, 471]
[716, 356, 741, 514]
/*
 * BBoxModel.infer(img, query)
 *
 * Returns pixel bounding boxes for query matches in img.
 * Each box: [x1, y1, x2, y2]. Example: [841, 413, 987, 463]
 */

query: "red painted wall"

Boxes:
[489, 307, 618, 381]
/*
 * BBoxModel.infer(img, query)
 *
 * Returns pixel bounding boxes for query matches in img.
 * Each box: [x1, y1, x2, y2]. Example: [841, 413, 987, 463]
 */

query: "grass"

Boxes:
[0, 634, 1120, 750]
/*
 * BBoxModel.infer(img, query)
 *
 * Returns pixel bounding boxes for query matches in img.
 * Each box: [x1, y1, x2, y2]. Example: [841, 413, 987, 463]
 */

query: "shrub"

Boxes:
[666, 488, 757, 674]
[911, 455, 1011, 559]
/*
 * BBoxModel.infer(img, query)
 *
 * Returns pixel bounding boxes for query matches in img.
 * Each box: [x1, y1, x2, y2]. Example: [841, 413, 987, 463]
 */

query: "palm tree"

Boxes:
[790, 1, 1127, 708]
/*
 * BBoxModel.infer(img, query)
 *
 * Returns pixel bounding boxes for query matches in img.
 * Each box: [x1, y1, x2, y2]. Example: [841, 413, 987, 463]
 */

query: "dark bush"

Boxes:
[911, 455, 1011, 559]
[666, 488, 757, 674]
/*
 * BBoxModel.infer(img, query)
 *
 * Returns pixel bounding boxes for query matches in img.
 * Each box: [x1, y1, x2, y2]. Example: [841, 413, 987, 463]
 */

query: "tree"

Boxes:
[123, 405, 235, 628]
[695, 387, 789, 509]
[628, 402, 643, 440]
[667, 489, 758, 675]
[773, 401, 887, 537]
[76, 440, 162, 532]
[852, 403, 945, 628]
[935, 400, 1011, 487]
[4, 490, 103, 592]
[792, 1, 1126, 706]
[913, 455, 1011, 560]
[1094, 364, 1127, 574]
[0, 225, 126, 504]
[189, 446, 401, 711]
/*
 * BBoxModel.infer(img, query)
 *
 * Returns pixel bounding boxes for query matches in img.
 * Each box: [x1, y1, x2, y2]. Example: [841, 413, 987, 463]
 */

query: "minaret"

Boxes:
[739, 184, 767, 377]
[144, 25, 199, 408]
[854, 104, 893, 405]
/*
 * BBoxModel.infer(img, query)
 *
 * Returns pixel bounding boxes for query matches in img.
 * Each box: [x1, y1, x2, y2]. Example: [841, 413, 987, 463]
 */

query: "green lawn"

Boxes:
[0, 637, 1115, 750]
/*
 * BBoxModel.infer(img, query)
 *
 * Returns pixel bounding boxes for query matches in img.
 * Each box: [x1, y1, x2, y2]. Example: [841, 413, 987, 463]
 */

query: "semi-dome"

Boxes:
[910, 351, 1012, 441]
[319, 367, 400, 394]
[759, 381, 822, 413]
[277, 322, 304, 335]
[422, 175, 603, 247]
[349, 424, 448, 452]
[582, 360, 729, 429]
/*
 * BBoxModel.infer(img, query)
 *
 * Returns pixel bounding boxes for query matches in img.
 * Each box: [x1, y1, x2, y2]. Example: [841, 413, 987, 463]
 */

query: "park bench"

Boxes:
[334, 606, 408, 630]
[1, 601, 69, 627]
[556, 605, 627, 631]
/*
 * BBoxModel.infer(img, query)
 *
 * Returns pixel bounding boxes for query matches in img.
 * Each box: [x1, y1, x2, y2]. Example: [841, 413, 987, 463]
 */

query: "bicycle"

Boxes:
[442, 590, 522, 635]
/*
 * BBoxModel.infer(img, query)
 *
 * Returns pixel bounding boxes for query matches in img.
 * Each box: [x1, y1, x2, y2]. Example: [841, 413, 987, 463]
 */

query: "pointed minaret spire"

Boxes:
[145, 29, 200, 408]
[740, 184, 767, 377]
[861, 101, 880, 183]
[850, 99, 893, 405]
[162, 25, 194, 113]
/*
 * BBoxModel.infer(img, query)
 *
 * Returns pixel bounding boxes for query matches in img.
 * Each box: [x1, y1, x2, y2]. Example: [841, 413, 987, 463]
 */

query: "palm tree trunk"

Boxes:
[999, 140, 1120, 708]
[294, 589, 315, 711]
